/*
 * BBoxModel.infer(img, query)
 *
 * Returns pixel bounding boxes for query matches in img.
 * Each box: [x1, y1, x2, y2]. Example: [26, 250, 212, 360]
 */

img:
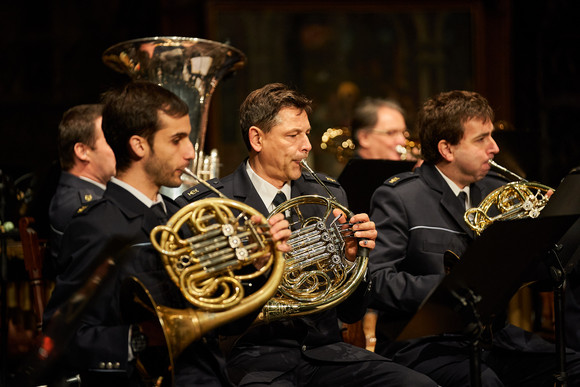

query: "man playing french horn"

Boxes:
[178, 83, 436, 386]
[369, 90, 580, 386]
[43, 81, 292, 387]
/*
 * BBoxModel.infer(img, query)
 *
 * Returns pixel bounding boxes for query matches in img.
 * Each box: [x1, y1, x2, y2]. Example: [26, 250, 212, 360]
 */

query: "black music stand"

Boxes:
[539, 170, 580, 386]
[396, 214, 579, 387]
[337, 159, 415, 215]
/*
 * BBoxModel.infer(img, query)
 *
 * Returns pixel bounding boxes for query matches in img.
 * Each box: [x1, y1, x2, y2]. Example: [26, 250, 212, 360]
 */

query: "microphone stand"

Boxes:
[548, 244, 568, 386]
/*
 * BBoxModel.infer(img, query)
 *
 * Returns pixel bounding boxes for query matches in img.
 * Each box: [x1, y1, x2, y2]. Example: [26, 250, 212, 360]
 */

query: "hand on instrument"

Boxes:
[265, 213, 292, 253]
[250, 213, 291, 270]
[333, 209, 376, 261]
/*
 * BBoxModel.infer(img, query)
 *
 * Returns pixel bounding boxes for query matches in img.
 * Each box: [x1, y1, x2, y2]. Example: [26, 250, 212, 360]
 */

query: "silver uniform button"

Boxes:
[301, 345, 307, 352]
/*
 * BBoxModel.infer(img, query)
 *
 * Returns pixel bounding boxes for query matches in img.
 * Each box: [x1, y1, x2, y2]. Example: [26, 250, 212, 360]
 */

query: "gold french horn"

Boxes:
[256, 160, 369, 323]
[121, 168, 285, 386]
[464, 160, 554, 235]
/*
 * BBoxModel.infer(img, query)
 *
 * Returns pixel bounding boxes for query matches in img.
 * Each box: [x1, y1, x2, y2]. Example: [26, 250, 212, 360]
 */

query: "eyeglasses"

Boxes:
[370, 128, 407, 137]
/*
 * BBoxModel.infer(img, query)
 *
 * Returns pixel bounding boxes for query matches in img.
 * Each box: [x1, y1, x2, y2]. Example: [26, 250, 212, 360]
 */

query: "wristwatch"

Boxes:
[130, 324, 148, 355]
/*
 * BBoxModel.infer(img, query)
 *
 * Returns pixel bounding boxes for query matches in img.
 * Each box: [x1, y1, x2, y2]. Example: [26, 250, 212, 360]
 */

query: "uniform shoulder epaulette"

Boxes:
[302, 171, 341, 187]
[383, 171, 419, 187]
[74, 198, 105, 216]
[77, 190, 97, 205]
[182, 178, 224, 201]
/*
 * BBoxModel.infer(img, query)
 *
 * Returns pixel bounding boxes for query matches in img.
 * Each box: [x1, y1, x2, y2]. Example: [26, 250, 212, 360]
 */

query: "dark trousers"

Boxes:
[228, 346, 437, 387]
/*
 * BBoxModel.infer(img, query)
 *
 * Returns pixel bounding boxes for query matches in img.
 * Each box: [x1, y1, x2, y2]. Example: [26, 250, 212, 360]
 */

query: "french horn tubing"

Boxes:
[256, 160, 369, 323]
[121, 168, 285, 386]
[464, 159, 554, 235]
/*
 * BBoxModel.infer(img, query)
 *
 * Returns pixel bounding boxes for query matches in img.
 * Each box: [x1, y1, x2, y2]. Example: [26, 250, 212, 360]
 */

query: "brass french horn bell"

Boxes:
[121, 168, 285, 386]
[464, 159, 554, 235]
[256, 160, 369, 323]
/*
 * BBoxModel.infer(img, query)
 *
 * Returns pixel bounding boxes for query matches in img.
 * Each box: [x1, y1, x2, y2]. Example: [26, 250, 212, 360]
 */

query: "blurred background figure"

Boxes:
[351, 98, 409, 161]
[47, 104, 116, 275]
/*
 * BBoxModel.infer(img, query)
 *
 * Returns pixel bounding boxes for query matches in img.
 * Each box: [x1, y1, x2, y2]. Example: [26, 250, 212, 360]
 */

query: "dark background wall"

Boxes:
[0, 0, 578, 226]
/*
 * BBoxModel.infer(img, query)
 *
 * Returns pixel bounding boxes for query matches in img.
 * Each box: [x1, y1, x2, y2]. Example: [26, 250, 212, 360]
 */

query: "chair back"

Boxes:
[19, 217, 47, 332]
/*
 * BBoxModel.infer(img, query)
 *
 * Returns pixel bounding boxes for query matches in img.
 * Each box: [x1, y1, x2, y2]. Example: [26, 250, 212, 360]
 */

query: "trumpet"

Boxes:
[121, 168, 284, 386]
[464, 160, 554, 235]
[256, 160, 369, 323]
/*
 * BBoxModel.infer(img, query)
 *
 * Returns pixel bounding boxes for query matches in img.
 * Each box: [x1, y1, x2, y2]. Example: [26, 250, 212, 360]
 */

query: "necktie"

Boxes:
[458, 191, 468, 211]
[151, 202, 168, 224]
[272, 191, 287, 208]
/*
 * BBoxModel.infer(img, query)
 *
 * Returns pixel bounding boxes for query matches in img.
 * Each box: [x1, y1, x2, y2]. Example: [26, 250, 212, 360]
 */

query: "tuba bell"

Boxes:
[256, 160, 369, 323]
[102, 37, 246, 195]
[121, 169, 284, 386]
[464, 160, 554, 235]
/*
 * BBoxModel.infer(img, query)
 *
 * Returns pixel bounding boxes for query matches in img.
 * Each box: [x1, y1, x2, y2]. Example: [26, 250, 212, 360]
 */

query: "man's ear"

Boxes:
[73, 142, 90, 162]
[357, 130, 370, 148]
[438, 139, 454, 162]
[128, 135, 147, 159]
[248, 126, 263, 153]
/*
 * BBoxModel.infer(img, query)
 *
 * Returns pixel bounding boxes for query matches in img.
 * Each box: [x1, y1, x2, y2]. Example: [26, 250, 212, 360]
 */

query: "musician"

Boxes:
[43, 81, 292, 386]
[351, 98, 408, 161]
[178, 83, 437, 386]
[48, 104, 116, 274]
[369, 90, 580, 386]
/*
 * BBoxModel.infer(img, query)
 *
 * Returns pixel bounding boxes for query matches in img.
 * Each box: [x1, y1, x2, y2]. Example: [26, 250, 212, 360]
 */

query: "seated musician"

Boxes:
[178, 82, 437, 386]
[369, 89, 580, 386]
[48, 104, 116, 274]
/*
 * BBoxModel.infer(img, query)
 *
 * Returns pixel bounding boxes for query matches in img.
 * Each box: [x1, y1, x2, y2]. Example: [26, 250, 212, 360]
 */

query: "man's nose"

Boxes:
[185, 139, 195, 160]
[489, 137, 500, 155]
[302, 134, 312, 152]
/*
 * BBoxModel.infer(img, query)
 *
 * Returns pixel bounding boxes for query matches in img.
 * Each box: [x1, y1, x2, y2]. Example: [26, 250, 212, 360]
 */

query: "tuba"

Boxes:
[102, 37, 246, 195]
[464, 160, 554, 235]
[121, 169, 284, 386]
[256, 160, 369, 323]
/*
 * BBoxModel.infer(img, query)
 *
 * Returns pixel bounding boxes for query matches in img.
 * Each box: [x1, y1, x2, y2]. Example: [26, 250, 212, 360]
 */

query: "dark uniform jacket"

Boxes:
[178, 161, 384, 385]
[369, 162, 561, 364]
[43, 182, 229, 386]
[48, 171, 105, 273]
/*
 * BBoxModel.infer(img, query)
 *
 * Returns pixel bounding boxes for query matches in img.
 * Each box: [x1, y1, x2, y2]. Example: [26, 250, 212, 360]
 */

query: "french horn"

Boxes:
[121, 168, 284, 386]
[257, 160, 369, 323]
[464, 160, 554, 235]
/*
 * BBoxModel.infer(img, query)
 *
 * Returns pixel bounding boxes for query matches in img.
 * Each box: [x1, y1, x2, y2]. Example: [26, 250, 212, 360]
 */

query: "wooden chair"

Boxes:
[19, 217, 47, 333]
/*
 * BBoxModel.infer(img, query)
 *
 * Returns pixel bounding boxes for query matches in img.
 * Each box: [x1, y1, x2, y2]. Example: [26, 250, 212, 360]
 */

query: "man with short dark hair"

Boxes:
[179, 83, 437, 387]
[48, 104, 116, 271]
[370, 90, 580, 386]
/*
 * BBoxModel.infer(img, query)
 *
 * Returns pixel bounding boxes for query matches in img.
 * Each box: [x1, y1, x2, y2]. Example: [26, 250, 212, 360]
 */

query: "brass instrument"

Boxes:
[102, 37, 246, 196]
[122, 168, 284, 386]
[464, 160, 554, 235]
[257, 160, 369, 323]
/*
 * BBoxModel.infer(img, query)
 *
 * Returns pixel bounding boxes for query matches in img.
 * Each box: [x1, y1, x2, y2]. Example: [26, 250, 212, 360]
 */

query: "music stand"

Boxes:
[338, 159, 415, 214]
[396, 173, 580, 386]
